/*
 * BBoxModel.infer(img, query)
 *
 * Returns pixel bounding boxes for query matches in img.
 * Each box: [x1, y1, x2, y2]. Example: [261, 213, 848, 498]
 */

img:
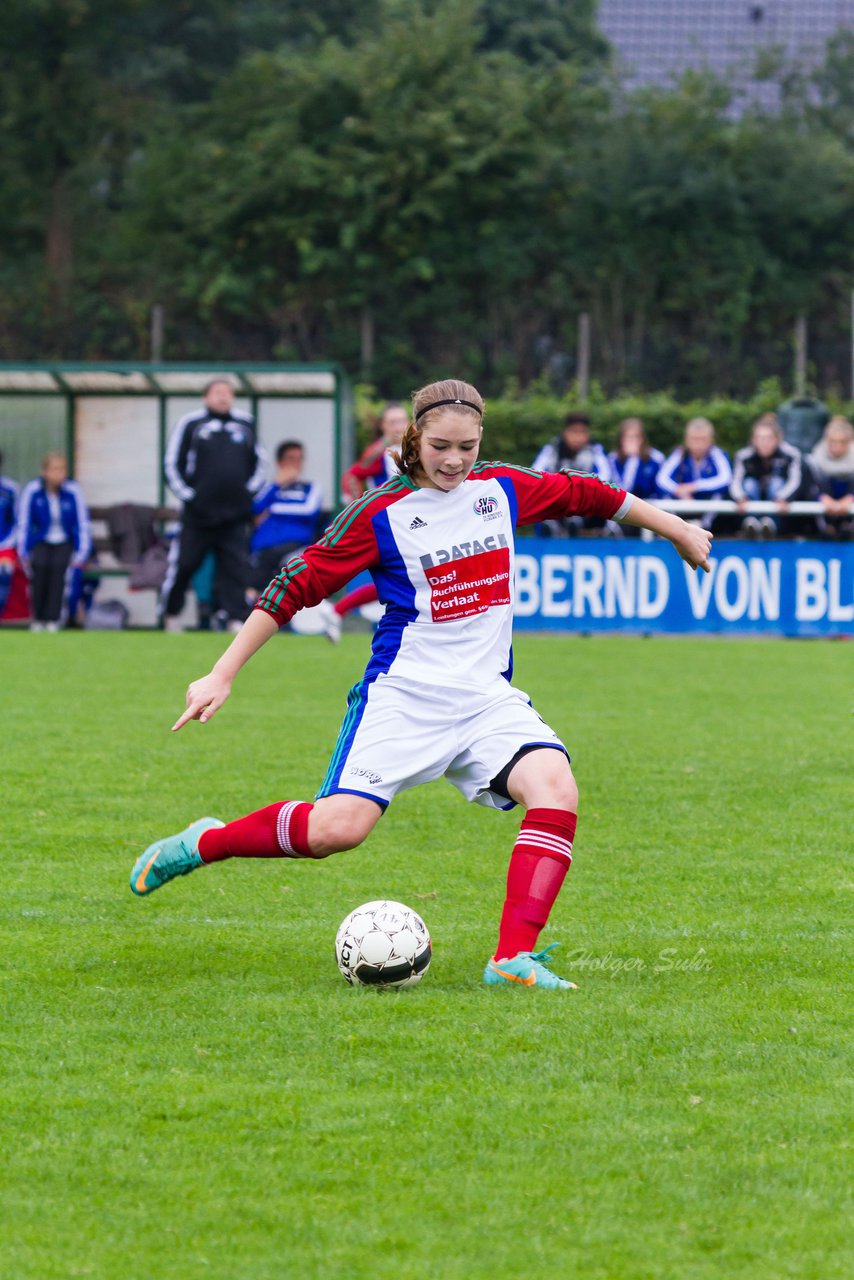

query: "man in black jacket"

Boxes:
[161, 379, 266, 631]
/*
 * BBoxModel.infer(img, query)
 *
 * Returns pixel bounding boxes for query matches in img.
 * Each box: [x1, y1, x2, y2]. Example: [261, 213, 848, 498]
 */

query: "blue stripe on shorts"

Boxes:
[317, 681, 371, 798]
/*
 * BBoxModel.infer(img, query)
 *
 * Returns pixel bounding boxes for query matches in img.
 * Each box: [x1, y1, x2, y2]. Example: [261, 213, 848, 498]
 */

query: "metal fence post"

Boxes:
[578, 311, 591, 399]
[794, 314, 807, 396]
[150, 304, 164, 362]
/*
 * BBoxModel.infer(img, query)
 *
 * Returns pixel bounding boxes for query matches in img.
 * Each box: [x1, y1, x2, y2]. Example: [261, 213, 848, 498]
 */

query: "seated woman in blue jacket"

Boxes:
[607, 418, 665, 497]
[657, 418, 733, 530]
[17, 453, 92, 631]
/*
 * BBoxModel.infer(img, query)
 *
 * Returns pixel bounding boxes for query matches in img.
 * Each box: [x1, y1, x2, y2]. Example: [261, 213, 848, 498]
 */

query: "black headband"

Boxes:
[414, 398, 482, 422]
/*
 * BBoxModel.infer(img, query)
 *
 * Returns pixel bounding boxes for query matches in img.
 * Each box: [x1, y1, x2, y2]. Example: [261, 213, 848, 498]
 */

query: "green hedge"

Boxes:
[355, 379, 850, 465]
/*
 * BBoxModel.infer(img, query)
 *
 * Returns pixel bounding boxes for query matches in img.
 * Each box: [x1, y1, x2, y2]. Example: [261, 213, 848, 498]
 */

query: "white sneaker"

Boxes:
[359, 601, 385, 625]
[45, 622, 60, 632]
[742, 516, 761, 539]
[30, 622, 45, 632]
[163, 616, 184, 633]
[318, 600, 342, 644]
[226, 620, 243, 635]
[759, 517, 777, 539]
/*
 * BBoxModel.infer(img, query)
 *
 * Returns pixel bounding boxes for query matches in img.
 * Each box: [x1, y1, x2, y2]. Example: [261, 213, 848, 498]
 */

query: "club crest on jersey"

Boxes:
[473, 494, 501, 520]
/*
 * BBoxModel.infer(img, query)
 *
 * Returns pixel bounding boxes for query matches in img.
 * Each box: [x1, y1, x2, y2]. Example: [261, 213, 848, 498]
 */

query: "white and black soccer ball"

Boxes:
[335, 900, 431, 988]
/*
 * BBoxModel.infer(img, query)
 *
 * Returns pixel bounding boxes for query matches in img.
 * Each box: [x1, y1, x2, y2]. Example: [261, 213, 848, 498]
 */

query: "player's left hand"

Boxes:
[673, 520, 713, 573]
[172, 671, 233, 731]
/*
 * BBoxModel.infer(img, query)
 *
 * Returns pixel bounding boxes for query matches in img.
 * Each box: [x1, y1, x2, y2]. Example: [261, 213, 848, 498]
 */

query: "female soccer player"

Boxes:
[131, 379, 712, 990]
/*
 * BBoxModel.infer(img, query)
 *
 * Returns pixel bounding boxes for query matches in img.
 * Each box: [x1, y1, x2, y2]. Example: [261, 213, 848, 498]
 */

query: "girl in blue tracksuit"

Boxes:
[607, 418, 665, 539]
[0, 454, 19, 617]
[17, 453, 92, 629]
[607, 418, 665, 499]
[657, 418, 732, 529]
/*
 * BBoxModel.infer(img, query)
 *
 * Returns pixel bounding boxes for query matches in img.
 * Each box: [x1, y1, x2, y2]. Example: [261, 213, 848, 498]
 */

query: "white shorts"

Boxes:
[316, 675, 568, 811]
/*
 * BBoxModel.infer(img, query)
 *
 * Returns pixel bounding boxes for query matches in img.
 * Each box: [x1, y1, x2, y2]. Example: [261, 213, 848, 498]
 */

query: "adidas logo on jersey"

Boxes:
[409, 516, 428, 529]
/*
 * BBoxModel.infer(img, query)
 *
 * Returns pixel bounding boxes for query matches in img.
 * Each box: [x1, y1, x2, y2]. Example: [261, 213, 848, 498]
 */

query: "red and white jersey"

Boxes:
[256, 463, 632, 689]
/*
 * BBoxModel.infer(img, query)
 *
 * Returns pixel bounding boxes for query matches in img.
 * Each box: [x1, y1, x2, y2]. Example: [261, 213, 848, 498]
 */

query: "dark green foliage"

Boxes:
[358, 376, 854, 460]
[2, 1, 854, 398]
[475, 0, 608, 68]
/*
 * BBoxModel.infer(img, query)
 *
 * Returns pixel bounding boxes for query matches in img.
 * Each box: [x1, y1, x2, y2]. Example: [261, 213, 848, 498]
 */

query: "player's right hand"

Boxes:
[172, 672, 233, 731]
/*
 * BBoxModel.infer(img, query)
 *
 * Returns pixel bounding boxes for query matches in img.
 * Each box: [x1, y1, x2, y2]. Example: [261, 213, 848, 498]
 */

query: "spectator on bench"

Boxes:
[0, 451, 19, 617]
[533, 411, 611, 534]
[657, 418, 732, 530]
[809, 416, 854, 540]
[731, 415, 803, 538]
[607, 418, 664, 498]
[607, 418, 665, 539]
[250, 441, 325, 591]
[533, 410, 611, 481]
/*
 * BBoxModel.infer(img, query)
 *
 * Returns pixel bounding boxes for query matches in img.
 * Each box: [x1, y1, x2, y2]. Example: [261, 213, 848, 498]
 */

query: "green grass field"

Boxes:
[2, 630, 851, 1279]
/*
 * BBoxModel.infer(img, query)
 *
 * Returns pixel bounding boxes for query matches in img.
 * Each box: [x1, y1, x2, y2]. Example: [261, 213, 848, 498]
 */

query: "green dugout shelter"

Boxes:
[0, 362, 354, 510]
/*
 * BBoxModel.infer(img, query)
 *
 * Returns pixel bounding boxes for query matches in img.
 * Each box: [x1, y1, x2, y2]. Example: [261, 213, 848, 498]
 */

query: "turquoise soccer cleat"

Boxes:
[483, 943, 578, 991]
[130, 817, 224, 896]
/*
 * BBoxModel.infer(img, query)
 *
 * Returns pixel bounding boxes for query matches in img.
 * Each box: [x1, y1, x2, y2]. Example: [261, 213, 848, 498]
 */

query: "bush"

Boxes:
[354, 377, 848, 463]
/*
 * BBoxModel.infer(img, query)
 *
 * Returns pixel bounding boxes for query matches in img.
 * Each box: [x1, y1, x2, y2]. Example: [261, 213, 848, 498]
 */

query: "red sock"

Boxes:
[198, 801, 315, 862]
[334, 584, 378, 617]
[494, 807, 577, 960]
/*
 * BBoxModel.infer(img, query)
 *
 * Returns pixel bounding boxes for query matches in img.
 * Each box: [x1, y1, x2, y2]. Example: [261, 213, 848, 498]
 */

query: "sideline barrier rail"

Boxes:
[638, 498, 825, 539]
[647, 500, 824, 514]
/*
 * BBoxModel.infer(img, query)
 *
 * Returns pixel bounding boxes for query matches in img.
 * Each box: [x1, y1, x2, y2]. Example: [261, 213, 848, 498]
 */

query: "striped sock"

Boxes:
[198, 801, 315, 861]
[334, 584, 378, 616]
[494, 807, 576, 960]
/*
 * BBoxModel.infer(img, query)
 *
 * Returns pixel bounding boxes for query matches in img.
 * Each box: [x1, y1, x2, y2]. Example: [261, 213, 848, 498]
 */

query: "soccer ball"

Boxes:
[335, 900, 431, 988]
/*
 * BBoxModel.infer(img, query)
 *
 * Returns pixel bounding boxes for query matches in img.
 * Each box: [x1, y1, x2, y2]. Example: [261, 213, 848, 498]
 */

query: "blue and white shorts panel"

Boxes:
[316, 676, 567, 811]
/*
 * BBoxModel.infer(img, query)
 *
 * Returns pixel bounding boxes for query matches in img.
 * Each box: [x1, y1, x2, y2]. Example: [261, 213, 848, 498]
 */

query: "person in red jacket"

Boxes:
[320, 402, 410, 641]
[131, 379, 712, 990]
[341, 402, 408, 502]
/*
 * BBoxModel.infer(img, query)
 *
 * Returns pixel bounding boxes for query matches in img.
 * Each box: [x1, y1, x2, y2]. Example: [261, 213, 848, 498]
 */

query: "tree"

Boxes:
[0, 1, 243, 351]
[123, 0, 599, 383]
[475, 0, 607, 68]
[0, 0, 373, 357]
[4, 0, 854, 396]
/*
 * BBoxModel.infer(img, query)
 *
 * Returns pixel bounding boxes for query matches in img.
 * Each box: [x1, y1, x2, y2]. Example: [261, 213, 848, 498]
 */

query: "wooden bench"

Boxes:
[82, 504, 179, 581]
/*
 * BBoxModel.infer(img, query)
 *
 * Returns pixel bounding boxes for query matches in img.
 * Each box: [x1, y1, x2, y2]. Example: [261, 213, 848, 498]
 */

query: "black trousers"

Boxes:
[30, 541, 73, 623]
[249, 541, 303, 592]
[161, 520, 251, 622]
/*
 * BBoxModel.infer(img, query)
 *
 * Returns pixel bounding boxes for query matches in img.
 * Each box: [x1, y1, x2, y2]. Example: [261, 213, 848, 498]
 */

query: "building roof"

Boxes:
[598, 0, 854, 105]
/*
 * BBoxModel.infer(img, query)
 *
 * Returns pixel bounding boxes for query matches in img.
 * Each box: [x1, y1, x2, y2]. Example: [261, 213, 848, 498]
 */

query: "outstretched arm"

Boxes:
[172, 487, 394, 731]
[498, 464, 712, 571]
[620, 497, 713, 571]
[172, 609, 279, 731]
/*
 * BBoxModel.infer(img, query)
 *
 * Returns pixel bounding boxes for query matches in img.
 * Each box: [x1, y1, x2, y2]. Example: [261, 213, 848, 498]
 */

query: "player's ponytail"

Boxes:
[394, 423, 423, 476]
[392, 379, 484, 479]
